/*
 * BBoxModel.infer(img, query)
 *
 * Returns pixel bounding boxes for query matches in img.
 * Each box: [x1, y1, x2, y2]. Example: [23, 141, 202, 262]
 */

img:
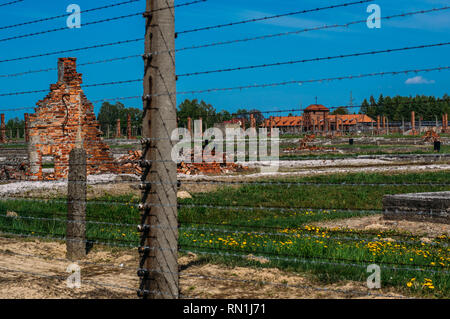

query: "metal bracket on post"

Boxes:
[142, 12, 153, 19]
[142, 53, 153, 62]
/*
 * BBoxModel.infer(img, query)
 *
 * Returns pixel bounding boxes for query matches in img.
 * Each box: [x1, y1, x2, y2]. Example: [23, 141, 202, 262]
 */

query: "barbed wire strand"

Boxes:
[0, 264, 139, 293]
[0, 0, 23, 8]
[1, 6, 447, 65]
[180, 247, 450, 274]
[179, 219, 450, 243]
[0, 229, 139, 248]
[178, 42, 450, 77]
[179, 272, 413, 299]
[0, 0, 140, 30]
[2, 65, 448, 98]
[0, 227, 446, 273]
[2, 252, 401, 299]
[0, 248, 413, 299]
[3, 41, 448, 80]
[176, 0, 373, 35]
[163, 7, 450, 55]
[0, 38, 143, 64]
[2, 213, 448, 249]
[0, 54, 142, 78]
[146, 66, 450, 98]
[0, 0, 209, 42]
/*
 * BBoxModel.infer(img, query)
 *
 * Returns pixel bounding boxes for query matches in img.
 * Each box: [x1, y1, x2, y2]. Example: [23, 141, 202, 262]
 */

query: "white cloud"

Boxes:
[405, 76, 435, 85]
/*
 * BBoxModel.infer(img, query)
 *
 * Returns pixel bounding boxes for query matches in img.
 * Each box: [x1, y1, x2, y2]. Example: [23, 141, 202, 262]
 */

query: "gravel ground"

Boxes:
[0, 174, 138, 196]
[179, 163, 450, 181]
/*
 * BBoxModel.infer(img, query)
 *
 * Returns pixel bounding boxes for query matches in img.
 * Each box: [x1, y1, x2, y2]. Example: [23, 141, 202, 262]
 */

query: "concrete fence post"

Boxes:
[66, 147, 87, 261]
[140, 0, 178, 300]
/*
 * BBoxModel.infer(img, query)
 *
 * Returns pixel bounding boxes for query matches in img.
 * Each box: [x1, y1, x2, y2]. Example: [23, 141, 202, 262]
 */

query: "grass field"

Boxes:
[0, 171, 449, 297]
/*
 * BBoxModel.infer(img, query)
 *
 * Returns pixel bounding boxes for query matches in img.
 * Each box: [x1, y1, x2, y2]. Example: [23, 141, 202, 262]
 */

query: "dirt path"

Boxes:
[0, 237, 408, 299]
[179, 164, 450, 194]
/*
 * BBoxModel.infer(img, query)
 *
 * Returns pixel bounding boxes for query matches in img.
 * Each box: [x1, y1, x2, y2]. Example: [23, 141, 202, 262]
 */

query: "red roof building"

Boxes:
[262, 105, 375, 133]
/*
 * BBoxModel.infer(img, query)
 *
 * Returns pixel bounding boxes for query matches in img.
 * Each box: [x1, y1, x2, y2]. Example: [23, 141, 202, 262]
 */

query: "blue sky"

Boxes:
[0, 0, 449, 121]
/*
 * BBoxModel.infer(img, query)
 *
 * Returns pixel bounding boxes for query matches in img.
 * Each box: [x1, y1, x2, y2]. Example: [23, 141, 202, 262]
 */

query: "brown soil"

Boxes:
[0, 237, 407, 299]
[313, 214, 450, 238]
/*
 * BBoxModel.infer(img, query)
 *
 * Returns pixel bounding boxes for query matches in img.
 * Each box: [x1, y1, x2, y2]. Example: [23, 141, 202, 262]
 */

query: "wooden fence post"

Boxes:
[66, 147, 87, 261]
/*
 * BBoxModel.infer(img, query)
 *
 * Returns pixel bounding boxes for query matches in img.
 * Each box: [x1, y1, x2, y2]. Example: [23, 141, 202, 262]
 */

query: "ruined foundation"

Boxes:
[383, 192, 450, 224]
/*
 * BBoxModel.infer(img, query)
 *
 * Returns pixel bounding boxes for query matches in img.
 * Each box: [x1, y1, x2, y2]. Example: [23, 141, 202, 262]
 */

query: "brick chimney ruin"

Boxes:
[28, 57, 118, 180]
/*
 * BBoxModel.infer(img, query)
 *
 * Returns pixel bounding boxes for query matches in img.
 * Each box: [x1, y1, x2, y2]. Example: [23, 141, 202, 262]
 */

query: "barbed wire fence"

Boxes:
[0, 0, 448, 300]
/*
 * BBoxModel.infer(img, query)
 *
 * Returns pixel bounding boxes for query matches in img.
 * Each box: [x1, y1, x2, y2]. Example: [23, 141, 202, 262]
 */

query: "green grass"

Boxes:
[177, 171, 450, 297]
[0, 171, 449, 297]
[0, 144, 26, 149]
[109, 144, 140, 150]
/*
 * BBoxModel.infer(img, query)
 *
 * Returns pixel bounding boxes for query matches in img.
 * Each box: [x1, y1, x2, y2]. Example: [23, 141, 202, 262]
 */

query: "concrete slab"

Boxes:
[383, 191, 450, 224]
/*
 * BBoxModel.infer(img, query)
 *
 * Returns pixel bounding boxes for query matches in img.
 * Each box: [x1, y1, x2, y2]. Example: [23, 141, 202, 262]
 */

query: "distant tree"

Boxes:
[5, 117, 24, 138]
[216, 110, 232, 123]
[235, 109, 249, 121]
[97, 102, 142, 135]
[177, 99, 217, 130]
[331, 107, 349, 115]
[360, 94, 449, 121]
[360, 98, 369, 115]
[249, 109, 265, 126]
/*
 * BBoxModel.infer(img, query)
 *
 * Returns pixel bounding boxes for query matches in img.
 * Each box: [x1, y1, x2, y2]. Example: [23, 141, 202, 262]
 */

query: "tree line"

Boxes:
[3, 117, 26, 138]
[3, 102, 143, 138]
[96, 100, 266, 133]
[177, 99, 264, 129]
[5, 95, 447, 137]
[97, 102, 142, 135]
[360, 94, 450, 121]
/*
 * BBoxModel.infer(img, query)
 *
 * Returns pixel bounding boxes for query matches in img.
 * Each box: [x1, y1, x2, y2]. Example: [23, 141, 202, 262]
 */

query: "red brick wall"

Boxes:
[28, 57, 119, 180]
[127, 114, 132, 139]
